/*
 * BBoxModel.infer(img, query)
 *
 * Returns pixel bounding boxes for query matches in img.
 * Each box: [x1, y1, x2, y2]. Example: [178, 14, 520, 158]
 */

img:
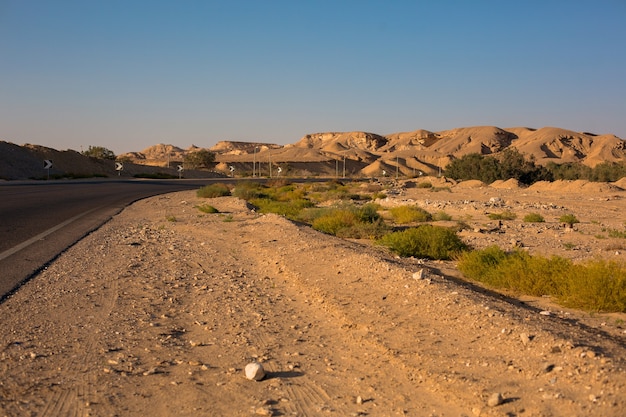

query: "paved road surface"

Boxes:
[0, 179, 222, 299]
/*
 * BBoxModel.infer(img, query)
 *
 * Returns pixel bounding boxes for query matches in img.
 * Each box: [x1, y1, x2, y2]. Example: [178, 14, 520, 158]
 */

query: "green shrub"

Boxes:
[559, 214, 580, 226]
[196, 204, 219, 213]
[556, 260, 626, 312]
[608, 229, 626, 239]
[457, 247, 626, 312]
[232, 181, 269, 200]
[417, 182, 433, 189]
[250, 198, 314, 219]
[197, 183, 231, 198]
[432, 211, 452, 221]
[336, 220, 390, 239]
[377, 225, 468, 260]
[488, 210, 517, 220]
[523, 213, 545, 223]
[312, 210, 357, 235]
[389, 205, 432, 224]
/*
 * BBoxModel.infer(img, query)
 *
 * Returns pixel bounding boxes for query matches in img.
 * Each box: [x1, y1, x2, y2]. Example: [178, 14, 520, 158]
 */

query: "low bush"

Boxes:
[196, 204, 219, 214]
[432, 211, 452, 221]
[523, 213, 545, 223]
[608, 229, 626, 239]
[457, 246, 626, 312]
[232, 181, 269, 200]
[488, 210, 517, 220]
[417, 182, 433, 188]
[559, 214, 580, 226]
[250, 198, 314, 219]
[197, 183, 231, 198]
[389, 205, 432, 224]
[309, 203, 382, 237]
[312, 209, 357, 236]
[377, 225, 468, 260]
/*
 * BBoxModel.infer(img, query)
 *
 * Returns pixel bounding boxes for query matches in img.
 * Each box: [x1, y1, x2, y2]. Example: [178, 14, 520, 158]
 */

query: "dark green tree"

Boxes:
[183, 149, 215, 169]
[82, 146, 116, 160]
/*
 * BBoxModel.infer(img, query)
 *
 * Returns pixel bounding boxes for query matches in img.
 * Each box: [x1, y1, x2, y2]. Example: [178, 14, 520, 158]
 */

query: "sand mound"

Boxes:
[490, 178, 523, 189]
[455, 179, 487, 188]
[613, 177, 626, 189]
[528, 179, 625, 193]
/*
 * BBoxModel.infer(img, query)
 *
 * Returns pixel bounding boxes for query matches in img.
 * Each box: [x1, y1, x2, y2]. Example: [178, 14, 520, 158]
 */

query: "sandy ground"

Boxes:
[1, 182, 626, 416]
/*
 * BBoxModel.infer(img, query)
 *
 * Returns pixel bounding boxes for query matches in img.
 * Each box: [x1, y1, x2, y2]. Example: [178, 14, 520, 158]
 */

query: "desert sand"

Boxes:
[1, 179, 625, 416]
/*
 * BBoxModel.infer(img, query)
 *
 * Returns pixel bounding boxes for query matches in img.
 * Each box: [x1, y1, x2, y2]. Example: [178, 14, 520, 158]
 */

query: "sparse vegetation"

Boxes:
[457, 246, 626, 312]
[197, 183, 231, 198]
[417, 182, 433, 188]
[488, 210, 517, 220]
[389, 205, 432, 224]
[196, 204, 219, 214]
[608, 229, 626, 239]
[377, 225, 468, 260]
[432, 211, 452, 221]
[523, 213, 545, 223]
[559, 214, 580, 227]
[165, 215, 177, 222]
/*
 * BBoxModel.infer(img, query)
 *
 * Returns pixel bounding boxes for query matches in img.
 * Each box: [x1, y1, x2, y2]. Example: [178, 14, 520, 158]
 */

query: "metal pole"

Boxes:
[253, 147, 256, 177]
[396, 156, 399, 180]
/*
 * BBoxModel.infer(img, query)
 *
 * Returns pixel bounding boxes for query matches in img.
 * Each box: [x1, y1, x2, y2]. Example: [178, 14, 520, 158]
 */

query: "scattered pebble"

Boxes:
[487, 392, 504, 407]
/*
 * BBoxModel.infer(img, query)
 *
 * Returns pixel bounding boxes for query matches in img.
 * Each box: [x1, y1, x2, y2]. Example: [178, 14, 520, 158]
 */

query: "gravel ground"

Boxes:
[1, 182, 625, 416]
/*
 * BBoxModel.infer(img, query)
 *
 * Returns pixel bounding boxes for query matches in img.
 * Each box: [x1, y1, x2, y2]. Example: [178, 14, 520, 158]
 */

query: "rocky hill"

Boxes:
[3, 126, 625, 180]
[121, 126, 625, 177]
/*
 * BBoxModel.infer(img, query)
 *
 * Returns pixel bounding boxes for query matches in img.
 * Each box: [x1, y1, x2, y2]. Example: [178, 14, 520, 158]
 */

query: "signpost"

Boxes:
[177, 165, 184, 179]
[229, 165, 235, 177]
[43, 160, 53, 179]
[115, 162, 123, 176]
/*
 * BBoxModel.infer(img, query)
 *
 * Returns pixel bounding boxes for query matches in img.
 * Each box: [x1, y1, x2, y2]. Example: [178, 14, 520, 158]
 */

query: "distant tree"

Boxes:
[589, 161, 626, 182]
[444, 149, 550, 185]
[545, 162, 591, 181]
[183, 149, 215, 169]
[82, 145, 116, 160]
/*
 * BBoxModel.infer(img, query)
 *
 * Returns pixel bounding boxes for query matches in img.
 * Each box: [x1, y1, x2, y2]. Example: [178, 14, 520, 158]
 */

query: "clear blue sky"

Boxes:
[1, 0, 625, 154]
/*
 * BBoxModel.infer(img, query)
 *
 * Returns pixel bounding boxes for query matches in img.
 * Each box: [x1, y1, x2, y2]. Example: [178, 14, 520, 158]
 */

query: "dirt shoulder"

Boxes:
[1, 187, 625, 416]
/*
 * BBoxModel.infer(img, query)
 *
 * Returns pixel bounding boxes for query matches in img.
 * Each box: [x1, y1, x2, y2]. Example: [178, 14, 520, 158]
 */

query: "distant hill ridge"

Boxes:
[2, 125, 624, 180]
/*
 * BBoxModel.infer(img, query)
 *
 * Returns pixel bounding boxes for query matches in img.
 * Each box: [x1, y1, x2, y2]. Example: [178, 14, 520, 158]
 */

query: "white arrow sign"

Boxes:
[229, 165, 235, 172]
[177, 165, 184, 172]
[43, 160, 53, 169]
[115, 162, 123, 171]
[277, 167, 282, 173]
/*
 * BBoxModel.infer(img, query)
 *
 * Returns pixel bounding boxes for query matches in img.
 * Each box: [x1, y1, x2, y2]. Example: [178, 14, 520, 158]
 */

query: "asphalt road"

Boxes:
[0, 178, 224, 300]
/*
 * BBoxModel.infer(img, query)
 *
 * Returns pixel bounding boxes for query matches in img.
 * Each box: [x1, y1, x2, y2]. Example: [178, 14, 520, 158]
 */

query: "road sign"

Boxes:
[43, 160, 53, 169]
[177, 165, 184, 172]
[115, 162, 123, 171]
[229, 165, 235, 172]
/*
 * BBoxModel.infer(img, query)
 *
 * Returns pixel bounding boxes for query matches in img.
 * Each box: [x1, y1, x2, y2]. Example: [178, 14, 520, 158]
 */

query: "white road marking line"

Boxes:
[0, 208, 99, 261]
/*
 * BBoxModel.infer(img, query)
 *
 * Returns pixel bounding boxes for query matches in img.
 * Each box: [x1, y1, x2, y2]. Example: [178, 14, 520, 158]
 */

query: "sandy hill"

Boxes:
[4, 125, 625, 179]
[0, 141, 222, 180]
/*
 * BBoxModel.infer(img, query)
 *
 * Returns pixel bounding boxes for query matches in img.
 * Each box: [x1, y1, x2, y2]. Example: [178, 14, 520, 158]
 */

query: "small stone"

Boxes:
[520, 333, 530, 345]
[487, 392, 504, 407]
[356, 396, 363, 404]
[539, 310, 551, 316]
[245, 362, 266, 381]
[412, 269, 424, 280]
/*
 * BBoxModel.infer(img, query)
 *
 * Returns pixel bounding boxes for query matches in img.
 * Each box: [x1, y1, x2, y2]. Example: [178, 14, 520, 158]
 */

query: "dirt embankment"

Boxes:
[1, 186, 625, 416]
